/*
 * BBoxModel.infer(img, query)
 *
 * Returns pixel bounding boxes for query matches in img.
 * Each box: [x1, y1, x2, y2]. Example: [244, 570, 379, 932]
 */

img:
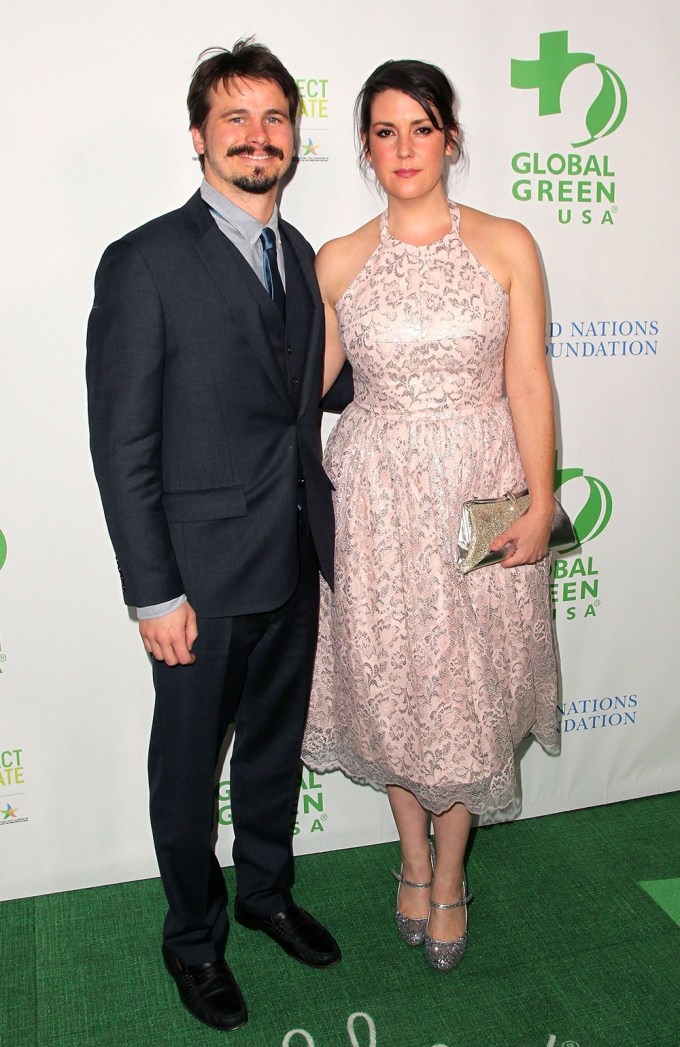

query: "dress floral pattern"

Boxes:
[302, 203, 558, 815]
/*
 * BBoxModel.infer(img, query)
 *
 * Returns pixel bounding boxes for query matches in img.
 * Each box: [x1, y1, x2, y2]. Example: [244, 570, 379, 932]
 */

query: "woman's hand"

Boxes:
[489, 503, 554, 568]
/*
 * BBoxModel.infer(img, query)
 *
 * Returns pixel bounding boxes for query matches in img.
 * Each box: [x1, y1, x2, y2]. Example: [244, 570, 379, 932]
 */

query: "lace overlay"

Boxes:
[302, 203, 558, 815]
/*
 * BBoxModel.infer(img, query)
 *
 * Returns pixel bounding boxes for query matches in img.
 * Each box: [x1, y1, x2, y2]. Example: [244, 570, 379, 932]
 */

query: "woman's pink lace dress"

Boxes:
[302, 203, 558, 815]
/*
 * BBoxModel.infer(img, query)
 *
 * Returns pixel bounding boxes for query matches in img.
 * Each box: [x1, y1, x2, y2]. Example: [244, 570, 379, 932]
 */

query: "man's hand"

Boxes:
[139, 602, 198, 665]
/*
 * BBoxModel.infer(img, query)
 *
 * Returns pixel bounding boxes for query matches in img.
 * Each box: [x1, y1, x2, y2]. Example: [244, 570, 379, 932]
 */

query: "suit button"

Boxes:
[286, 344, 294, 354]
[291, 377, 299, 386]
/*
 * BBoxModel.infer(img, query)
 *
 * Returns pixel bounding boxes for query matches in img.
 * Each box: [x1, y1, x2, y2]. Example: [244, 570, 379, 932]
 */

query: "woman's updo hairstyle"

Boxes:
[355, 58, 463, 173]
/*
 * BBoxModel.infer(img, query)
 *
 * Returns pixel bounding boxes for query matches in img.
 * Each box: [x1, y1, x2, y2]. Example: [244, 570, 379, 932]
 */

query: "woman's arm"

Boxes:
[315, 242, 349, 397]
[316, 219, 381, 398]
[490, 221, 556, 567]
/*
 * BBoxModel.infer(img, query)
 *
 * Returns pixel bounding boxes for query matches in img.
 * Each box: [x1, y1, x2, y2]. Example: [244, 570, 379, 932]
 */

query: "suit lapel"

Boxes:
[188, 199, 291, 409]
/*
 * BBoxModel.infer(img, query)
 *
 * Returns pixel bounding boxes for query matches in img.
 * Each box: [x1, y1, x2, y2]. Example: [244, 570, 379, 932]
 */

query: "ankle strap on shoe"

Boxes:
[391, 868, 432, 889]
[429, 893, 472, 911]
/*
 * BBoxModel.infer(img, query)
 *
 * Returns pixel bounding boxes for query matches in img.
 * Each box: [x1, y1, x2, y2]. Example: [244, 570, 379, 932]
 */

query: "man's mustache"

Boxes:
[226, 144, 285, 160]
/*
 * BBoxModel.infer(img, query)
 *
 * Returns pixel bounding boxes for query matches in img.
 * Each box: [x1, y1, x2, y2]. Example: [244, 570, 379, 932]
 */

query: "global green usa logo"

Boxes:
[216, 769, 327, 835]
[512, 30, 627, 147]
[510, 31, 627, 225]
[554, 462, 612, 554]
[551, 460, 613, 622]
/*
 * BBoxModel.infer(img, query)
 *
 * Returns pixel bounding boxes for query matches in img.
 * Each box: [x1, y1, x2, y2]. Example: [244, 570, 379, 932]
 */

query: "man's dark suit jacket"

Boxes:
[87, 190, 336, 618]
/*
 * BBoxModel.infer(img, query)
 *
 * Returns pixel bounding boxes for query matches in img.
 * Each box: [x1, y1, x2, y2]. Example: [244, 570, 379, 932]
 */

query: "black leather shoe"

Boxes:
[234, 902, 341, 968]
[162, 946, 248, 1031]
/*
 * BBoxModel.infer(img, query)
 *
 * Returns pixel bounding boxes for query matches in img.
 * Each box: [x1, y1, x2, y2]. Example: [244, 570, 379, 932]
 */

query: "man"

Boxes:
[86, 40, 344, 1033]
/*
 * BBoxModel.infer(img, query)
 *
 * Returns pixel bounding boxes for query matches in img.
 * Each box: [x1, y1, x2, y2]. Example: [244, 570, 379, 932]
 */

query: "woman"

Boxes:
[302, 59, 558, 971]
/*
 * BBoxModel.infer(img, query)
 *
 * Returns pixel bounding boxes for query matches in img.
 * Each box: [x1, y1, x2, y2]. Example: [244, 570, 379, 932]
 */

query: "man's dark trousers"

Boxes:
[149, 509, 319, 965]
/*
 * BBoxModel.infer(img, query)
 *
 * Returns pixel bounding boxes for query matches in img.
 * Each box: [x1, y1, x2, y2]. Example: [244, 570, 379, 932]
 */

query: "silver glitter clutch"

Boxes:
[456, 489, 575, 574]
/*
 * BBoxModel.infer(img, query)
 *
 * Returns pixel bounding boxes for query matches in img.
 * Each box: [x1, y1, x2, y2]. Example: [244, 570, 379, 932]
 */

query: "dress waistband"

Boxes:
[350, 399, 507, 421]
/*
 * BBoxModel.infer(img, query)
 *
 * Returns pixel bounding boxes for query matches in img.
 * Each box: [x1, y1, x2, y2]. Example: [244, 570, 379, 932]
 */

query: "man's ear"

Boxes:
[190, 125, 205, 160]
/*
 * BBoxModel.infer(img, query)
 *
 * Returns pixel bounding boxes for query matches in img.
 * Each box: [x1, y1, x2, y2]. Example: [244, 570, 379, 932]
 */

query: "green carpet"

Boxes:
[639, 878, 680, 928]
[3, 792, 680, 1047]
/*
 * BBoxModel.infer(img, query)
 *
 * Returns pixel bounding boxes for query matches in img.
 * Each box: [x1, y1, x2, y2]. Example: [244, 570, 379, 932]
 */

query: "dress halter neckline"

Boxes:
[380, 200, 460, 247]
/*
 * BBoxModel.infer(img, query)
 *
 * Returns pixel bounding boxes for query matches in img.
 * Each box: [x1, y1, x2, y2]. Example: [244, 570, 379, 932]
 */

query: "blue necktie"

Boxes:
[260, 227, 286, 320]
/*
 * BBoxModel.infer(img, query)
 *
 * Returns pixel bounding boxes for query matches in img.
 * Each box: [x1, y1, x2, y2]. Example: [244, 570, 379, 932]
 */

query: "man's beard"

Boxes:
[231, 170, 279, 195]
[226, 144, 284, 195]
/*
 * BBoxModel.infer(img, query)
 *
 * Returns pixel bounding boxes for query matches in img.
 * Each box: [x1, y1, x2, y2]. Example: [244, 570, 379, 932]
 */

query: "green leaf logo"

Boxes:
[554, 468, 613, 553]
[511, 32, 627, 150]
[573, 63, 628, 147]
[0, 529, 6, 572]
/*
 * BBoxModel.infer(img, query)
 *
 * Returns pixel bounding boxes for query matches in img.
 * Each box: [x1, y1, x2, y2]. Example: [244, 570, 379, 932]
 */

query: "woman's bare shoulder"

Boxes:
[458, 202, 535, 251]
[315, 216, 382, 304]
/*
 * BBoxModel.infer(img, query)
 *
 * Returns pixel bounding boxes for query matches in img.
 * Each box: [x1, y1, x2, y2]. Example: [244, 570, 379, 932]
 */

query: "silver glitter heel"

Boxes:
[391, 843, 435, 946]
[424, 878, 472, 971]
